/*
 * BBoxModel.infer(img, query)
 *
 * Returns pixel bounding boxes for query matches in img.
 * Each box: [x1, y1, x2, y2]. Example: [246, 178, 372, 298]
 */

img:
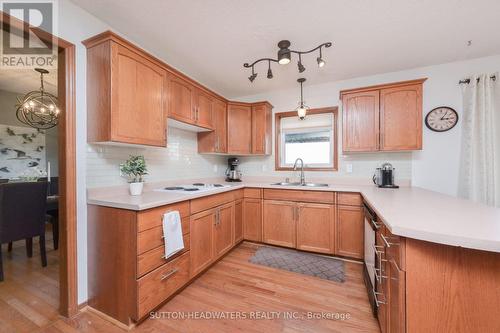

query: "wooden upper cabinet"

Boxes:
[194, 88, 214, 129]
[251, 102, 273, 155]
[296, 203, 335, 254]
[84, 34, 167, 147]
[168, 74, 195, 124]
[380, 84, 422, 151]
[263, 200, 296, 248]
[197, 98, 227, 153]
[340, 78, 426, 153]
[227, 102, 252, 154]
[342, 90, 379, 152]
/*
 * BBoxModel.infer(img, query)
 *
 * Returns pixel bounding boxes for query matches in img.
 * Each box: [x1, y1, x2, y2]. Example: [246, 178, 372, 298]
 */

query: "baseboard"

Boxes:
[83, 306, 136, 331]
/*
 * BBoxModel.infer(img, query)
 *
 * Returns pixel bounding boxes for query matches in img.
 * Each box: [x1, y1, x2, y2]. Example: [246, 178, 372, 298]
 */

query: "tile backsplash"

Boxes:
[87, 127, 412, 188]
[237, 152, 412, 184]
[86, 127, 228, 188]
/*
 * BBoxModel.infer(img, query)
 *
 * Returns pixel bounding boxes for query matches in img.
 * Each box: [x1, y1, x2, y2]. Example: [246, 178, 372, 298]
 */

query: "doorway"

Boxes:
[0, 10, 78, 323]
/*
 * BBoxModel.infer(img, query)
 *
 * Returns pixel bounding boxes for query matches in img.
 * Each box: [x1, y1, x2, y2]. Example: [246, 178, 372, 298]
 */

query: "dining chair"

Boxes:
[38, 177, 59, 250]
[0, 181, 48, 281]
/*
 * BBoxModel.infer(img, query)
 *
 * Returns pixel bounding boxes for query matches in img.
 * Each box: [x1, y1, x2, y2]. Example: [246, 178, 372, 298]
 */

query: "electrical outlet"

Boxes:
[213, 164, 218, 173]
[346, 163, 353, 173]
[262, 164, 267, 172]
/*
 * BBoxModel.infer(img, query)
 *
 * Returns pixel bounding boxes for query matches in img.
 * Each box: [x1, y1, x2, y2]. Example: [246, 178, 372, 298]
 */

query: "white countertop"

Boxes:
[87, 181, 500, 253]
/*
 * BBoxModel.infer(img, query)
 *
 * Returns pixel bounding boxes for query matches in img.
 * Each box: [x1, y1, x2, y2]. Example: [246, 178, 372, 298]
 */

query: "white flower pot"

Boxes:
[129, 182, 144, 196]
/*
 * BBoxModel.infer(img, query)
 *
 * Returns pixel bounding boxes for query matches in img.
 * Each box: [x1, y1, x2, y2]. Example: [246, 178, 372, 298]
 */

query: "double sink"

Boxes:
[271, 182, 329, 187]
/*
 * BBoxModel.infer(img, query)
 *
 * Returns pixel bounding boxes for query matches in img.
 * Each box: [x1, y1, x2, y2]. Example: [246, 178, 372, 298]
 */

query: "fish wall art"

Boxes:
[0, 124, 46, 178]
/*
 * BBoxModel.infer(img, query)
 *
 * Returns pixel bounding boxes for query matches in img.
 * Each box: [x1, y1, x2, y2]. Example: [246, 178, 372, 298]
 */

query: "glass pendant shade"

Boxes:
[296, 104, 308, 120]
[16, 68, 59, 129]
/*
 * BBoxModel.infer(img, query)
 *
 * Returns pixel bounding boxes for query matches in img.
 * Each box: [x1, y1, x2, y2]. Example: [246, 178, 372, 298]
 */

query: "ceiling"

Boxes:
[72, 0, 500, 98]
[0, 69, 57, 95]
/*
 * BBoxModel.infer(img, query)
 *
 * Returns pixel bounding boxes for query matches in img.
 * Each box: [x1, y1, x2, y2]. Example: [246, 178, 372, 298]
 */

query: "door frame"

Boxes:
[1, 12, 78, 317]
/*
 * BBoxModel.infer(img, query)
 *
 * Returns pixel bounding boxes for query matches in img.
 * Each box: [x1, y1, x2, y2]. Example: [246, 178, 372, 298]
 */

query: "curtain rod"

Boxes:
[459, 75, 496, 84]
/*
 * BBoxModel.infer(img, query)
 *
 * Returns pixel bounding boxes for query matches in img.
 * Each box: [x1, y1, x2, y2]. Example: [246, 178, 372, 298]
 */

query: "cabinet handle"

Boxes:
[160, 268, 179, 281]
[216, 136, 219, 151]
[372, 288, 386, 307]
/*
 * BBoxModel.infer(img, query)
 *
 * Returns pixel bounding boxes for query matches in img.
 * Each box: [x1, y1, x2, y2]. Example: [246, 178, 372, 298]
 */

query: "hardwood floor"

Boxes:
[0, 231, 59, 333]
[39, 242, 379, 333]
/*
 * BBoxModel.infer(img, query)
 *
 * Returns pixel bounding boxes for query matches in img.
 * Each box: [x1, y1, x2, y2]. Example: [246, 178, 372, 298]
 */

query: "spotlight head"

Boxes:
[297, 61, 305, 73]
[317, 57, 325, 68]
[277, 40, 291, 65]
[248, 73, 257, 82]
[267, 68, 273, 79]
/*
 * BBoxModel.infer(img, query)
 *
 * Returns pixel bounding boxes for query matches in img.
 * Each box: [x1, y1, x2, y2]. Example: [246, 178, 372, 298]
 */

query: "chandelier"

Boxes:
[296, 78, 309, 120]
[16, 68, 59, 129]
[243, 40, 332, 82]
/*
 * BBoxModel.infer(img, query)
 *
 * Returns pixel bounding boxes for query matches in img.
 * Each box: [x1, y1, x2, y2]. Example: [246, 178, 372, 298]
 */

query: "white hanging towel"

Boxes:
[162, 211, 184, 259]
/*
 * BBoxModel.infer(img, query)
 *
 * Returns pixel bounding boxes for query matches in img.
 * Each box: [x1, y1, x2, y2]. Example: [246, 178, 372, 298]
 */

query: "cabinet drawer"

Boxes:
[137, 233, 190, 278]
[337, 192, 362, 206]
[264, 189, 334, 204]
[243, 188, 262, 198]
[137, 217, 190, 255]
[190, 191, 234, 214]
[137, 201, 190, 232]
[136, 251, 190, 319]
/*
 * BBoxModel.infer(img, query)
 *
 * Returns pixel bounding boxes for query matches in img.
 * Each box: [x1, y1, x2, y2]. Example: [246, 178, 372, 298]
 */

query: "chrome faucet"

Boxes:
[293, 158, 305, 185]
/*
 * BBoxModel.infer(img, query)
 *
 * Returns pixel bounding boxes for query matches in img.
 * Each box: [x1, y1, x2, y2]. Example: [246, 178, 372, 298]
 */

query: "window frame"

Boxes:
[274, 107, 338, 171]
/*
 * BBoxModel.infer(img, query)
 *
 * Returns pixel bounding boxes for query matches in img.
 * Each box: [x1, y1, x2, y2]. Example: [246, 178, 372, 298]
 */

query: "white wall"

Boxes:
[233, 55, 500, 196]
[56, 0, 110, 304]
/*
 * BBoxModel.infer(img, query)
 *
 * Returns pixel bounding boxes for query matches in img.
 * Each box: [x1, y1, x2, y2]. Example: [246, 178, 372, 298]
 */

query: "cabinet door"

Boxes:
[234, 199, 243, 243]
[214, 202, 234, 258]
[388, 258, 406, 333]
[251, 104, 271, 155]
[195, 89, 214, 129]
[342, 90, 379, 152]
[243, 198, 262, 242]
[111, 44, 166, 146]
[190, 209, 215, 277]
[296, 203, 335, 254]
[380, 84, 422, 151]
[227, 104, 252, 154]
[168, 75, 195, 124]
[336, 205, 364, 259]
[263, 200, 296, 248]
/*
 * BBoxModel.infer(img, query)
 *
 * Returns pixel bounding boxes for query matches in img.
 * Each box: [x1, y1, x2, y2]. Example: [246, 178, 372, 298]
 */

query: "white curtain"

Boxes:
[458, 73, 500, 207]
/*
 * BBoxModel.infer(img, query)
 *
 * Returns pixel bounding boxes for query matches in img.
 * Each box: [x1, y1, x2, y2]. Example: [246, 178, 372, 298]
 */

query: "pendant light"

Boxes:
[296, 78, 309, 120]
[16, 68, 59, 129]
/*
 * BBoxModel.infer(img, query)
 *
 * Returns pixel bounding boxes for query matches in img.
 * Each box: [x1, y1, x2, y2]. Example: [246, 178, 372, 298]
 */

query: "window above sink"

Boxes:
[275, 107, 338, 171]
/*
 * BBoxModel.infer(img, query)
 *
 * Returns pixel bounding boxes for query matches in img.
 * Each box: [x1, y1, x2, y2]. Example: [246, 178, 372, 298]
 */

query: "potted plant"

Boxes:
[120, 155, 148, 196]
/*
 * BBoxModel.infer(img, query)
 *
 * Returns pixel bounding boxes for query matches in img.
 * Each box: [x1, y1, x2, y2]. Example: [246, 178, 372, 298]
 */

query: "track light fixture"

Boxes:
[243, 40, 332, 82]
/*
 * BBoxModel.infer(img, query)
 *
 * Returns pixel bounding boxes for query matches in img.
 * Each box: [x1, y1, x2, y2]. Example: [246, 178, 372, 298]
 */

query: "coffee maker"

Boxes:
[225, 158, 242, 182]
[373, 162, 399, 188]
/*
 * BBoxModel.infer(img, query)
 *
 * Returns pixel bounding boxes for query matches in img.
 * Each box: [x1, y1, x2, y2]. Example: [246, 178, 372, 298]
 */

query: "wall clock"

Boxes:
[425, 107, 459, 132]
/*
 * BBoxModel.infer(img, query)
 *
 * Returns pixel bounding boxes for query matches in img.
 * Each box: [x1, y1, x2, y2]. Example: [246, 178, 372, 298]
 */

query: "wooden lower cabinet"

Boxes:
[243, 198, 262, 242]
[263, 200, 296, 248]
[388, 258, 405, 333]
[234, 199, 243, 243]
[136, 252, 190, 319]
[214, 202, 234, 258]
[296, 203, 335, 254]
[336, 205, 364, 259]
[189, 209, 215, 277]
